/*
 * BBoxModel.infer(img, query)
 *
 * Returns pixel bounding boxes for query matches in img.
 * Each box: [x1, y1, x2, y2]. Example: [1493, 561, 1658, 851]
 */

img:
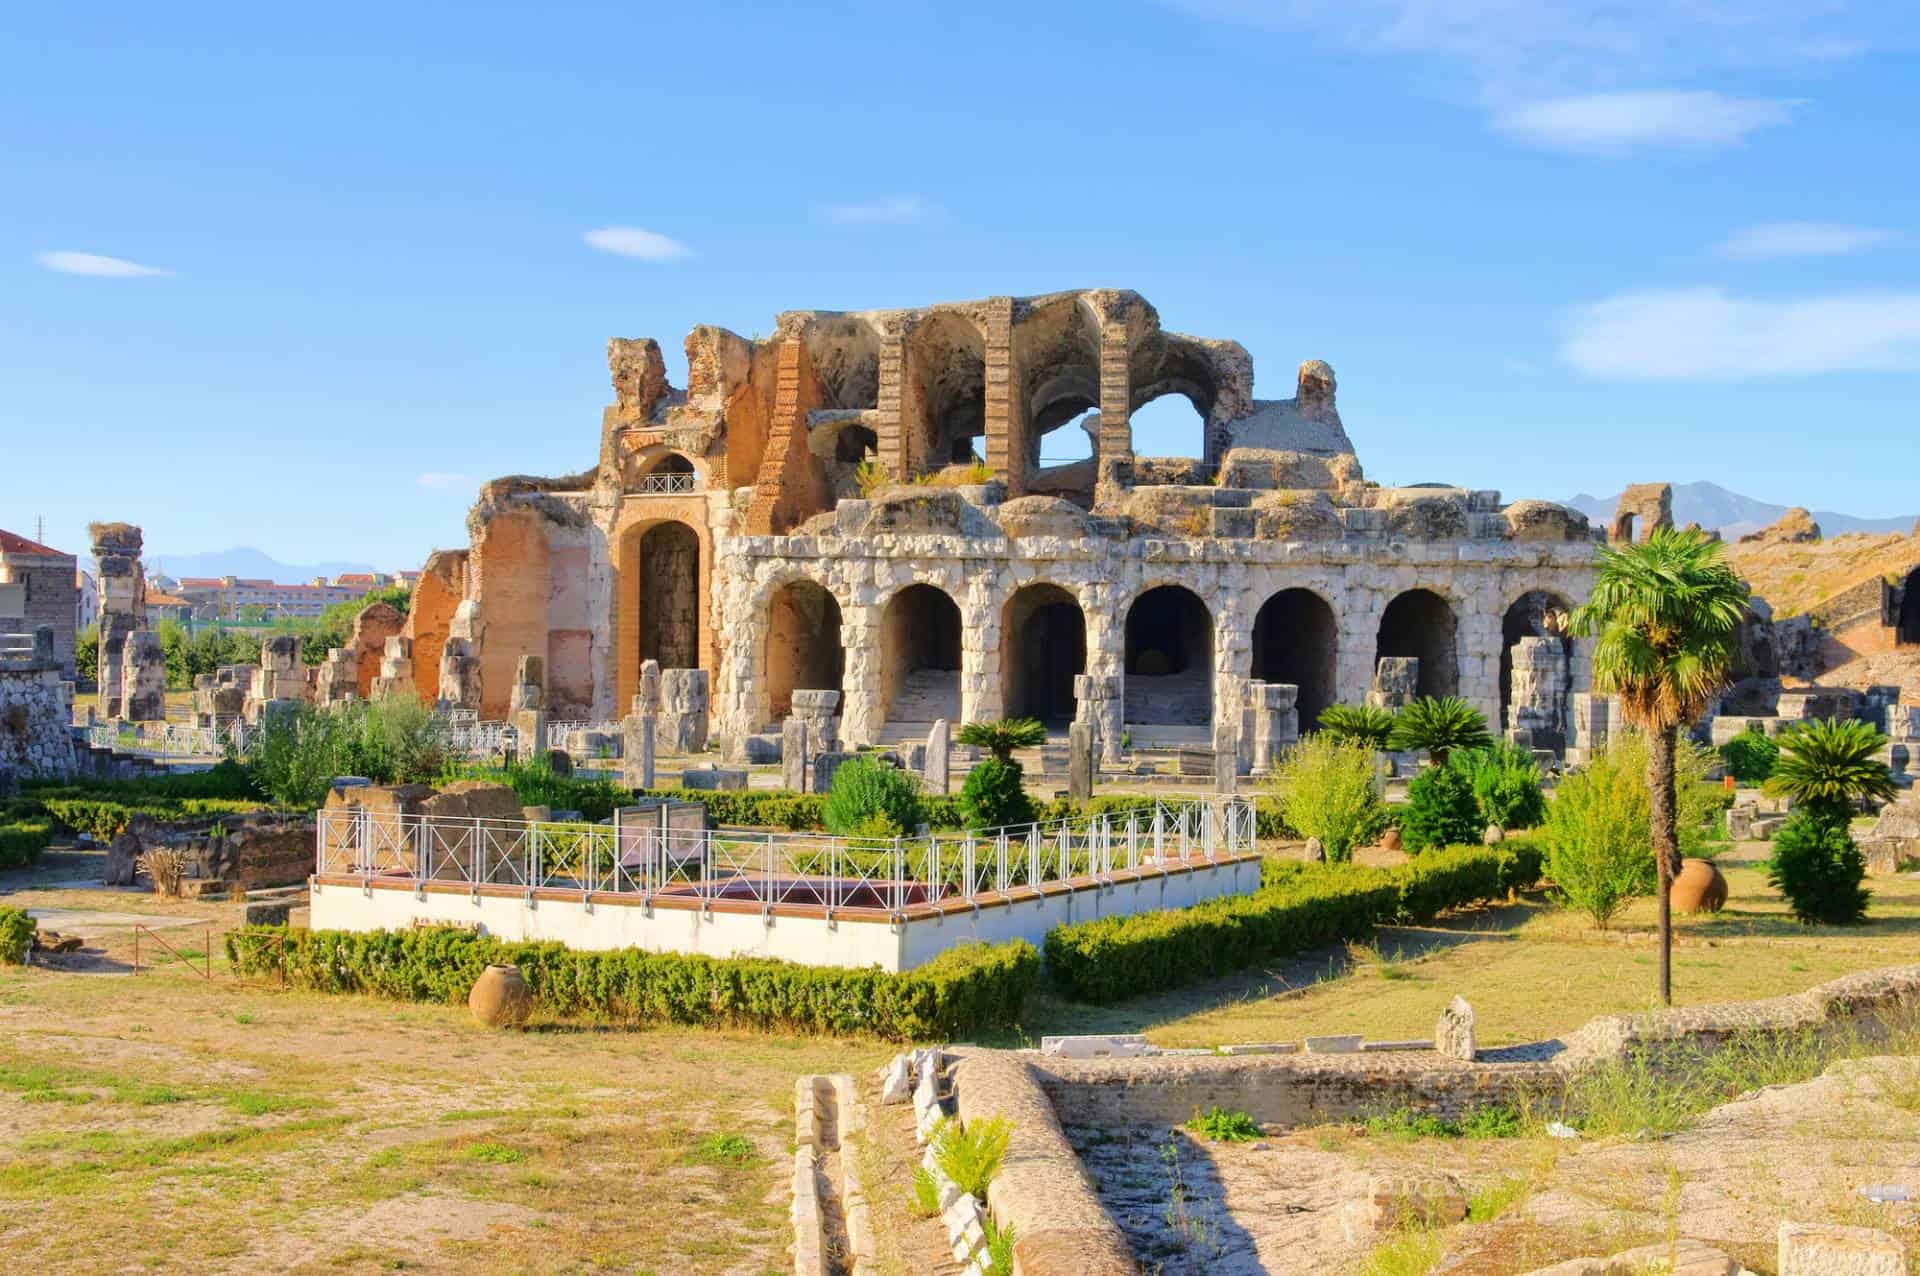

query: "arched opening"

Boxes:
[627, 448, 699, 492]
[1898, 568, 1920, 645]
[906, 314, 986, 475]
[1124, 585, 1213, 730]
[1128, 394, 1209, 463]
[1252, 588, 1338, 730]
[879, 584, 961, 727]
[634, 521, 700, 670]
[764, 580, 844, 724]
[1001, 584, 1085, 727]
[1499, 591, 1574, 743]
[834, 425, 878, 464]
[1375, 588, 1458, 699]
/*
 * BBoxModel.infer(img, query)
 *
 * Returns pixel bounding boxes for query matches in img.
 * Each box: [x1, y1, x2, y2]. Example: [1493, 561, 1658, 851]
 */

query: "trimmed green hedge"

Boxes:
[0, 818, 54, 871]
[1043, 839, 1542, 1004]
[224, 926, 1038, 1041]
[37, 796, 269, 842]
[0, 906, 34, 963]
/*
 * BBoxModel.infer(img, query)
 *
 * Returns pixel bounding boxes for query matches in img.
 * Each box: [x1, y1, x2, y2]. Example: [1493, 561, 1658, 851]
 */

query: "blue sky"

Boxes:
[6, 2, 1917, 572]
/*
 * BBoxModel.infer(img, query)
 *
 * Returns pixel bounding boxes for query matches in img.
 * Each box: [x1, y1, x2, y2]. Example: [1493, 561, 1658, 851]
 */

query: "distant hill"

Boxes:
[146, 546, 381, 584]
[1567, 482, 1916, 542]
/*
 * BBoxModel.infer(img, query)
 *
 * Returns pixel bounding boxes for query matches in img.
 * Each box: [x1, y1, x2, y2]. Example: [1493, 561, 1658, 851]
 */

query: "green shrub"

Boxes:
[0, 818, 54, 870]
[37, 796, 267, 842]
[1187, 1106, 1260, 1142]
[1317, 703, 1396, 750]
[955, 718, 1047, 762]
[449, 756, 625, 821]
[1269, 734, 1384, 861]
[1767, 811, 1870, 925]
[1719, 729, 1779, 785]
[982, 1217, 1016, 1276]
[246, 700, 452, 807]
[1451, 744, 1546, 831]
[1042, 844, 1537, 1003]
[1766, 719, 1897, 828]
[0, 906, 35, 963]
[224, 926, 1036, 1040]
[932, 1114, 1011, 1198]
[1387, 696, 1491, 765]
[958, 757, 1036, 832]
[1400, 765, 1482, 853]
[822, 756, 925, 836]
[910, 1165, 941, 1217]
[1541, 742, 1654, 928]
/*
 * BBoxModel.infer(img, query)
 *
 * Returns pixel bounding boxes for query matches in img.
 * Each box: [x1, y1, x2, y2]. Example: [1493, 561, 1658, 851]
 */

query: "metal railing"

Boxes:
[85, 720, 251, 759]
[317, 796, 1256, 915]
[635, 471, 696, 494]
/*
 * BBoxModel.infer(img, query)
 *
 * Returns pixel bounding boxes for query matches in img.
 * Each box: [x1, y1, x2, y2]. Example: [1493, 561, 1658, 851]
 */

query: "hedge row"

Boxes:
[224, 926, 1038, 1041]
[1043, 839, 1542, 1004]
[36, 796, 269, 842]
[0, 819, 53, 871]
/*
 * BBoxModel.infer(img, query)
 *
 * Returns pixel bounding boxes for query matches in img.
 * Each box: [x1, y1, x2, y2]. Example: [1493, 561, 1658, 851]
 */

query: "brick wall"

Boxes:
[0, 552, 78, 680]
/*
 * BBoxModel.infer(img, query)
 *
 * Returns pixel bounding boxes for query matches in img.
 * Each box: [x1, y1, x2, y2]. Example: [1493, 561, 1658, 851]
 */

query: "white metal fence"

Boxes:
[317, 797, 1256, 914]
[85, 720, 252, 759]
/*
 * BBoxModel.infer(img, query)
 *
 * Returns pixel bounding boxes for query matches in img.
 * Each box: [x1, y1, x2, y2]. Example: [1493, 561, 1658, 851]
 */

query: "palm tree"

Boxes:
[1570, 526, 1749, 1005]
[1317, 703, 1397, 751]
[1387, 696, 1491, 766]
[1765, 719, 1896, 827]
[955, 718, 1048, 764]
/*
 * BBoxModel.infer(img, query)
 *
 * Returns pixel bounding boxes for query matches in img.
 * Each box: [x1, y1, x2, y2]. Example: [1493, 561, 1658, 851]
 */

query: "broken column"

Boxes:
[370, 636, 413, 702]
[315, 647, 359, 708]
[1251, 683, 1300, 774]
[437, 600, 484, 711]
[510, 655, 548, 760]
[1366, 657, 1418, 711]
[1067, 721, 1095, 805]
[925, 718, 950, 795]
[119, 629, 166, 723]
[1566, 691, 1613, 766]
[247, 635, 308, 721]
[659, 668, 710, 754]
[1506, 636, 1569, 750]
[791, 689, 839, 752]
[1212, 714, 1238, 796]
[89, 522, 145, 718]
[781, 716, 811, 792]
[196, 665, 250, 727]
[621, 663, 659, 791]
[1072, 674, 1124, 765]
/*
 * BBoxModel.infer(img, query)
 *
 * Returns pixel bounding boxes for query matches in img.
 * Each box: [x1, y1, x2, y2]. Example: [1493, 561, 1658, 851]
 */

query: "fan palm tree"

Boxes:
[1570, 526, 1749, 1005]
[955, 717, 1048, 764]
[1765, 719, 1896, 827]
[1317, 703, 1397, 751]
[1386, 696, 1492, 766]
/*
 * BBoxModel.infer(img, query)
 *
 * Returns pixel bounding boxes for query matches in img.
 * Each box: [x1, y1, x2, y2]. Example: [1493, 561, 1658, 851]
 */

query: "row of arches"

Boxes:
[759, 578, 1573, 733]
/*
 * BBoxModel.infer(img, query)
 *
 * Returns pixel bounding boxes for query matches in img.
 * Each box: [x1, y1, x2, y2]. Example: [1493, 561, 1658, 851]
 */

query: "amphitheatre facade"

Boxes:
[404, 289, 1602, 753]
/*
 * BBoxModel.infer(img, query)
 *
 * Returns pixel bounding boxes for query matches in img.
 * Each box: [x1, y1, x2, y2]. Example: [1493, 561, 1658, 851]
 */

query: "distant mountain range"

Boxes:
[1567, 482, 1916, 542]
[146, 546, 382, 583]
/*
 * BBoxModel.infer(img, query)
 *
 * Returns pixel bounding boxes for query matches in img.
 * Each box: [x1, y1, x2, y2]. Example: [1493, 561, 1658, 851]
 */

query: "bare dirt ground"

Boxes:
[0, 885, 889, 1274]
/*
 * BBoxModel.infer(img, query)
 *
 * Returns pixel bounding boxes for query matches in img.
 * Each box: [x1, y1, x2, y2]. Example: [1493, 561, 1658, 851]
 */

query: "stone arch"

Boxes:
[763, 578, 845, 724]
[621, 443, 707, 490]
[1899, 567, 1920, 645]
[1251, 587, 1338, 730]
[613, 514, 710, 713]
[905, 312, 987, 472]
[1375, 587, 1458, 699]
[1001, 583, 1086, 726]
[1130, 337, 1224, 467]
[1498, 589, 1574, 734]
[1124, 584, 1214, 729]
[803, 315, 881, 410]
[1017, 295, 1105, 493]
[879, 582, 961, 726]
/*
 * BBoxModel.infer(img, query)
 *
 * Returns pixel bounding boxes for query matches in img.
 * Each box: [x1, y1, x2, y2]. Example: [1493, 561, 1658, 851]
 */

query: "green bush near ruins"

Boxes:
[1268, 734, 1383, 861]
[1043, 841, 1541, 1003]
[225, 925, 1038, 1041]
[821, 754, 927, 836]
[1719, 727, 1779, 784]
[1317, 703, 1396, 750]
[0, 905, 35, 963]
[246, 699, 450, 806]
[1387, 696, 1492, 766]
[1452, 743, 1548, 832]
[1399, 764, 1482, 853]
[958, 757, 1038, 831]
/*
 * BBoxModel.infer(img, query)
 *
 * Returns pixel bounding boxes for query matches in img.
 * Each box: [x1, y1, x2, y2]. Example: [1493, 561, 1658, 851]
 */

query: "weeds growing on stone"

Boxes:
[909, 1165, 940, 1218]
[1467, 1174, 1531, 1223]
[931, 1115, 1010, 1200]
[1358, 1224, 1444, 1276]
[1186, 1106, 1261, 1142]
[1362, 1104, 1523, 1141]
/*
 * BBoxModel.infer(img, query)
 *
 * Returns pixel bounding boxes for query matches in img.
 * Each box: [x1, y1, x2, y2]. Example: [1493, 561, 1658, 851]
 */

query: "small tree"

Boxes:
[1764, 719, 1896, 829]
[958, 756, 1036, 831]
[1451, 743, 1547, 831]
[821, 756, 925, 836]
[1269, 734, 1384, 862]
[956, 718, 1047, 764]
[1387, 696, 1491, 766]
[1317, 703, 1396, 750]
[1768, 811, 1870, 925]
[1400, 764, 1482, 852]
[1542, 741, 1656, 928]
[1719, 728, 1778, 785]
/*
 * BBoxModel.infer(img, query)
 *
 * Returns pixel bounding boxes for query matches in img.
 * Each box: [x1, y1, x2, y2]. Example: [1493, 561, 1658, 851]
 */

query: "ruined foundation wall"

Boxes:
[405, 549, 468, 704]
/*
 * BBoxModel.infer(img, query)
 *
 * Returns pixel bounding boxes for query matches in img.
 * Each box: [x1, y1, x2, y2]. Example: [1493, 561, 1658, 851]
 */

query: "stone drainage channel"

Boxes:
[791, 1073, 875, 1276]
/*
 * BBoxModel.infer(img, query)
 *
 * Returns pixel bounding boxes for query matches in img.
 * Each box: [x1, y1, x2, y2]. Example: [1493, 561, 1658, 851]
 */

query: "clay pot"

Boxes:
[1670, 858, 1728, 914]
[468, 963, 532, 1028]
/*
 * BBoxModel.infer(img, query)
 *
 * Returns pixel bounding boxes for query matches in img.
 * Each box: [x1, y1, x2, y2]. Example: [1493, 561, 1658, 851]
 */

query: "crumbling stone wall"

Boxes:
[90, 522, 145, 717]
[1610, 482, 1673, 544]
[404, 549, 468, 703]
[0, 627, 75, 779]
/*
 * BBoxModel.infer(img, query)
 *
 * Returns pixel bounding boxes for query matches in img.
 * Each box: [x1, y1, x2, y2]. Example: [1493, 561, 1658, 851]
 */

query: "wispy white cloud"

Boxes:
[1492, 90, 1794, 153]
[1562, 287, 1920, 379]
[1715, 221, 1893, 259]
[820, 195, 930, 226]
[583, 226, 691, 261]
[36, 250, 173, 278]
[417, 472, 475, 490]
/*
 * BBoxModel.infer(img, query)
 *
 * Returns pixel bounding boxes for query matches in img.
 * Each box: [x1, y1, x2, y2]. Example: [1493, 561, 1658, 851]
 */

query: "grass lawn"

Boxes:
[1022, 850, 1920, 1049]
[0, 915, 889, 1274]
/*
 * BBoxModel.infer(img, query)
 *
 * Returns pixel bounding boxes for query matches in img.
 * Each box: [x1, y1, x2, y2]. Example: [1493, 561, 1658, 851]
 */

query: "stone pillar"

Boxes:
[89, 522, 144, 718]
[781, 717, 811, 792]
[791, 689, 839, 752]
[622, 710, 656, 790]
[960, 578, 998, 729]
[1567, 692, 1613, 766]
[838, 605, 883, 747]
[1367, 657, 1418, 711]
[1252, 683, 1300, 774]
[925, 718, 950, 794]
[1506, 636, 1570, 750]
[1212, 714, 1239, 795]
[659, 668, 710, 754]
[371, 636, 413, 702]
[1072, 674, 1124, 765]
[1067, 721, 1095, 806]
[315, 647, 358, 708]
[120, 630, 166, 723]
[509, 654, 546, 760]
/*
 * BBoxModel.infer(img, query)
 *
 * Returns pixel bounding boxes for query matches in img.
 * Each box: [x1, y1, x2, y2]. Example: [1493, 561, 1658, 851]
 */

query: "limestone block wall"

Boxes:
[0, 635, 75, 778]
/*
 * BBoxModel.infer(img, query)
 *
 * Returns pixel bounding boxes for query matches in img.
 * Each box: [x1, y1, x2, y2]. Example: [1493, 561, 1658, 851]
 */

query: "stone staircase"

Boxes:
[882, 670, 959, 734]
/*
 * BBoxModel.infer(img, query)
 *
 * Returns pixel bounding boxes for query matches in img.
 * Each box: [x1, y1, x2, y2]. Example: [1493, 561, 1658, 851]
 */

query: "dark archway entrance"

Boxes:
[1375, 588, 1458, 699]
[1002, 584, 1085, 726]
[1900, 568, 1920, 645]
[764, 580, 844, 723]
[1252, 588, 1338, 730]
[880, 584, 961, 725]
[636, 521, 699, 670]
[1498, 590, 1573, 734]
[1124, 585, 1213, 728]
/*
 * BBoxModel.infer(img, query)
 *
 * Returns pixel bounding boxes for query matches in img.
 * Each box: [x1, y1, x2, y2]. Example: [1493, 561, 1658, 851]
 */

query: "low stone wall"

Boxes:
[951, 1051, 1134, 1276]
[107, 812, 313, 893]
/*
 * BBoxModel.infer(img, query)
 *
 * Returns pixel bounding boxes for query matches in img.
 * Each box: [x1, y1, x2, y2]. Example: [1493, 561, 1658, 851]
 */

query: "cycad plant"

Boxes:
[1387, 696, 1492, 766]
[955, 718, 1048, 764]
[1570, 526, 1749, 1005]
[1764, 719, 1896, 828]
[1316, 703, 1396, 750]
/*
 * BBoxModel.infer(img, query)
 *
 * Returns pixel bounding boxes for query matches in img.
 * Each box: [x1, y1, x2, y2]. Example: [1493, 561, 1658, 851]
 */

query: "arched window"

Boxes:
[879, 584, 961, 727]
[1124, 586, 1213, 732]
[1252, 588, 1338, 730]
[1375, 589, 1458, 699]
[1001, 584, 1085, 725]
[765, 580, 844, 724]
